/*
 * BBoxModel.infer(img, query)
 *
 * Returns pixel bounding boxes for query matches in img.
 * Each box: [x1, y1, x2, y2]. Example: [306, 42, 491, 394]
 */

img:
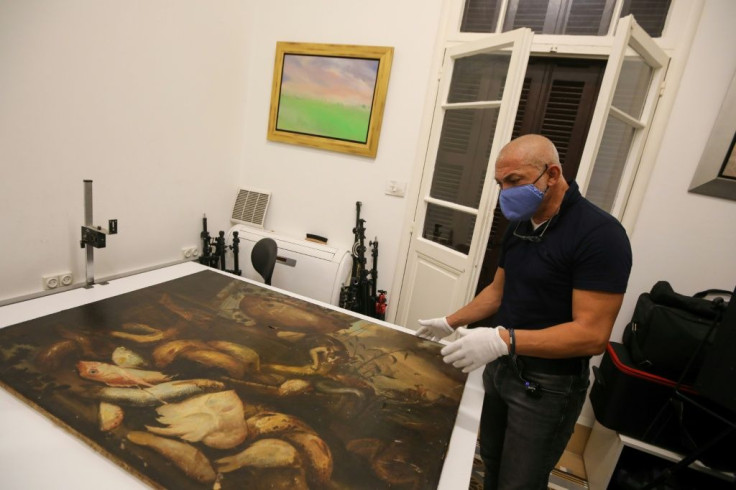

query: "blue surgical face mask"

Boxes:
[499, 165, 548, 221]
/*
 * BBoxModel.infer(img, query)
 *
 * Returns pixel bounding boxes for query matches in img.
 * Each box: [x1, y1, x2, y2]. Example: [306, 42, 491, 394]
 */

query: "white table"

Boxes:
[0, 262, 483, 489]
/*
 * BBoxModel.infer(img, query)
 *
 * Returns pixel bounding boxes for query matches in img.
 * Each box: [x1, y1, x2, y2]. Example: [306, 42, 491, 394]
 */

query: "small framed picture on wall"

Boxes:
[267, 42, 394, 158]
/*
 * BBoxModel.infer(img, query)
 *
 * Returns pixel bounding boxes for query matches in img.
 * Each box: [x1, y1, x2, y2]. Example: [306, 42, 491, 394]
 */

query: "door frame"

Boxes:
[392, 28, 533, 328]
[386, 2, 701, 326]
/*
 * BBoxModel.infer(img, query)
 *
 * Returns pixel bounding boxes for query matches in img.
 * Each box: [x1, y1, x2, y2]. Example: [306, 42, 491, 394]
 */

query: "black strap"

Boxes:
[693, 288, 733, 299]
[508, 327, 516, 356]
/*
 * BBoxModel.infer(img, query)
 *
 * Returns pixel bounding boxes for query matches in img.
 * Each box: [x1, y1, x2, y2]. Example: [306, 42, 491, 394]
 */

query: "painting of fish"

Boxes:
[0, 270, 466, 489]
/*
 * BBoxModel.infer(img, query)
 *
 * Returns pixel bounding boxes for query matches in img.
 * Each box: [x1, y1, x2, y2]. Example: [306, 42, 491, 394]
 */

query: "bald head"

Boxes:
[497, 134, 560, 171]
[494, 134, 568, 222]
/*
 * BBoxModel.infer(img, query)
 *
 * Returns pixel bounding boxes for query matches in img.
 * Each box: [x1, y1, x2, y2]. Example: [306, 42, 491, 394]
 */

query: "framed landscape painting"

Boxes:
[267, 42, 393, 158]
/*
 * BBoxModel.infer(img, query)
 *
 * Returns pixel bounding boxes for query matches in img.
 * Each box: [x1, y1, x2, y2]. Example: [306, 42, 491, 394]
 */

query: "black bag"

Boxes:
[622, 281, 731, 383]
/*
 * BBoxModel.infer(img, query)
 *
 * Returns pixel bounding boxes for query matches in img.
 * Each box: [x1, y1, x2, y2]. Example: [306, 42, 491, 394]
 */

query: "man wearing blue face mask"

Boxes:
[416, 134, 632, 490]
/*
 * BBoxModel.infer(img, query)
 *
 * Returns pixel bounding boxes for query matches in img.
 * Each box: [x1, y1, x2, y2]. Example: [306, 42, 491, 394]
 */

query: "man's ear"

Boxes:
[547, 164, 563, 185]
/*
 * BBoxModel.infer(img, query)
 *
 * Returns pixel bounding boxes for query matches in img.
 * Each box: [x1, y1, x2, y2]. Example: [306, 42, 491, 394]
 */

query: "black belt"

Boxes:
[515, 355, 589, 375]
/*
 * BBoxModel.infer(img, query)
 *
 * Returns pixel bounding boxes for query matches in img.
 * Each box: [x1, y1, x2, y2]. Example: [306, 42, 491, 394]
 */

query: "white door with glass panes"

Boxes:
[579, 15, 669, 225]
[394, 29, 533, 328]
[393, 16, 668, 329]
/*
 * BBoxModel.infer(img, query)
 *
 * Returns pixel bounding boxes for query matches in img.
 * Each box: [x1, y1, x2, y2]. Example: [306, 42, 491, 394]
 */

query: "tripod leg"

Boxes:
[641, 425, 736, 489]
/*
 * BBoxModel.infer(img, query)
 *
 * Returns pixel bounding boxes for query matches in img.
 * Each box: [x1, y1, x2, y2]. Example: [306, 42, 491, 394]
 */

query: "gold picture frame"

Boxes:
[267, 42, 394, 158]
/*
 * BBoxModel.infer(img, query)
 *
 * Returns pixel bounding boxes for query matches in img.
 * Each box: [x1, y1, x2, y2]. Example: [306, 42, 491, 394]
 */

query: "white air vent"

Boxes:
[231, 188, 271, 228]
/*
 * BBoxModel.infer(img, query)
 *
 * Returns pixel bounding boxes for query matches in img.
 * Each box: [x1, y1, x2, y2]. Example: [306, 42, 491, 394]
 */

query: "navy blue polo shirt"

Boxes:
[495, 180, 632, 331]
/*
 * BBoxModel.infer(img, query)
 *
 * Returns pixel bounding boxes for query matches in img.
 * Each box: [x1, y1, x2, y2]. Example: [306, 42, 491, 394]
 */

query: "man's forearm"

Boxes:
[446, 281, 503, 328]
[447, 303, 497, 327]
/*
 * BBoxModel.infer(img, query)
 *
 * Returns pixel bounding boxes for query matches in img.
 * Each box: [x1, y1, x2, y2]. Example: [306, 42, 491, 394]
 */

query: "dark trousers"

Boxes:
[480, 356, 589, 490]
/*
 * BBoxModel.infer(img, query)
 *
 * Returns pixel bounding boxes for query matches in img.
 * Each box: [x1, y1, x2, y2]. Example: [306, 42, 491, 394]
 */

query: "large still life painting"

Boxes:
[0, 270, 466, 489]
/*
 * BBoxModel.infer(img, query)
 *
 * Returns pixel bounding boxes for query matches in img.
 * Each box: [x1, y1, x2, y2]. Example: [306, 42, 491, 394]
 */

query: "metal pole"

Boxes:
[84, 179, 94, 287]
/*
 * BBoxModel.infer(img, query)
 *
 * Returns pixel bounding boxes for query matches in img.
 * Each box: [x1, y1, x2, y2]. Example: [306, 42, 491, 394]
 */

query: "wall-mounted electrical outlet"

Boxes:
[182, 246, 200, 260]
[59, 272, 73, 287]
[42, 274, 60, 290]
[385, 180, 407, 197]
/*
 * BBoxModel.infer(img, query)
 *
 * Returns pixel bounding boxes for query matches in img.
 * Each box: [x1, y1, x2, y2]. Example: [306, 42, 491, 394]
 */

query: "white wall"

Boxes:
[577, 0, 736, 425]
[235, 0, 445, 310]
[612, 0, 736, 340]
[1, 0, 733, 351]
[0, 0, 445, 310]
[0, 0, 250, 301]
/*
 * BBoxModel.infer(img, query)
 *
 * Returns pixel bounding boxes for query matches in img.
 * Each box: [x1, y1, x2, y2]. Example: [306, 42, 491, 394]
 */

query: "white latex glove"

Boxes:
[440, 327, 508, 373]
[416, 317, 454, 341]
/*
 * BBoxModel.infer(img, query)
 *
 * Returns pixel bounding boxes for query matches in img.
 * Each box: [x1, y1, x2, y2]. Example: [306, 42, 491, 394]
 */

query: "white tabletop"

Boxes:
[0, 262, 483, 489]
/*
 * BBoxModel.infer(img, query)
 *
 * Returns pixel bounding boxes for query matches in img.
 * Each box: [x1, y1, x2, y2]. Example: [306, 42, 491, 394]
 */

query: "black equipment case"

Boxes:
[622, 282, 731, 383]
[590, 342, 736, 472]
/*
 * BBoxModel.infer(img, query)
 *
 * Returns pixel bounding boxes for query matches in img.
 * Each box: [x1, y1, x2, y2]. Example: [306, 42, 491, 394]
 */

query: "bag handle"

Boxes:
[693, 288, 733, 299]
[650, 281, 729, 319]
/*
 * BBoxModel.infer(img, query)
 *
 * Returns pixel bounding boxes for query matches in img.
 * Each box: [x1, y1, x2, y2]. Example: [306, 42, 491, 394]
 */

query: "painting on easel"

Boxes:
[0, 270, 466, 489]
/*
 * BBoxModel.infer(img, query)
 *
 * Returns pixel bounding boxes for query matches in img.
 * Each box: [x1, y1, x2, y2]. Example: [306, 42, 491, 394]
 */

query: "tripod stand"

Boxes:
[641, 300, 735, 489]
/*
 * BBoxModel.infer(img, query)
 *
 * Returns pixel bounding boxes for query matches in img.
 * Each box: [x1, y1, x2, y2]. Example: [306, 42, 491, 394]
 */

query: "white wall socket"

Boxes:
[42, 274, 60, 290]
[385, 180, 407, 197]
[182, 246, 200, 260]
[60, 272, 73, 287]
[42, 271, 74, 290]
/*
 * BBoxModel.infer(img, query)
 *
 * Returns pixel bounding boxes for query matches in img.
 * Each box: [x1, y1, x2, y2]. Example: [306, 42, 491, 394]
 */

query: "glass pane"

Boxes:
[448, 53, 510, 103]
[503, 0, 552, 33]
[611, 52, 652, 119]
[461, 0, 501, 33]
[460, 0, 672, 37]
[431, 107, 500, 208]
[586, 116, 635, 212]
[502, 0, 613, 35]
[422, 203, 477, 254]
[621, 0, 671, 38]
[565, 0, 615, 35]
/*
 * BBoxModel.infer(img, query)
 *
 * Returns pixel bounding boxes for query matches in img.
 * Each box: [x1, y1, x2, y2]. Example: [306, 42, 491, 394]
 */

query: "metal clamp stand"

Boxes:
[197, 215, 241, 276]
[216, 231, 226, 271]
[339, 201, 387, 319]
[200, 214, 214, 266]
[79, 179, 118, 288]
[227, 231, 242, 276]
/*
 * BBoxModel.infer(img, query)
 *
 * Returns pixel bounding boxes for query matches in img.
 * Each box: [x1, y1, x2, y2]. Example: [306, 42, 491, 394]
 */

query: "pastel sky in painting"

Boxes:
[281, 54, 379, 107]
